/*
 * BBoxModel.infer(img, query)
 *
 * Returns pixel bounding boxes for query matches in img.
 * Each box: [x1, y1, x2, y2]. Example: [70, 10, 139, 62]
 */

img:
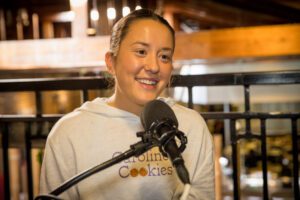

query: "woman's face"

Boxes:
[106, 19, 174, 113]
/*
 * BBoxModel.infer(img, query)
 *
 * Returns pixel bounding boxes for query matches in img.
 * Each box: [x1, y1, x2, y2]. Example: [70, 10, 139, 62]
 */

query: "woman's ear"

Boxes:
[105, 52, 115, 75]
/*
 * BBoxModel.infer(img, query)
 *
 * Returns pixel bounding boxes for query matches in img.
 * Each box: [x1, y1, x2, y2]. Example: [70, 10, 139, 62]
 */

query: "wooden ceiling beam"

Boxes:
[215, 0, 300, 21]
[273, 0, 300, 10]
[174, 23, 300, 60]
[201, 1, 287, 23]
[1, 0, 70, 15]
[164, 1, 287, 29]
[164, 2, 237, 27]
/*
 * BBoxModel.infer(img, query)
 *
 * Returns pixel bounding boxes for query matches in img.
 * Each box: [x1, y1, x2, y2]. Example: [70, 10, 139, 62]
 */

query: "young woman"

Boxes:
[40, 9, 215, 200]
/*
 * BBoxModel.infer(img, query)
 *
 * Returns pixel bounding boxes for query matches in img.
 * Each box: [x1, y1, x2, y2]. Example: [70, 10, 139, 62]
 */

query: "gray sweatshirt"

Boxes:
[40, 97, 215, 200]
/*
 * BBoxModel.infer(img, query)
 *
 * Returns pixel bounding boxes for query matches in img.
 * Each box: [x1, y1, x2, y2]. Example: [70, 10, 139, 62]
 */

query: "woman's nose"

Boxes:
[144, 55, 159, 73]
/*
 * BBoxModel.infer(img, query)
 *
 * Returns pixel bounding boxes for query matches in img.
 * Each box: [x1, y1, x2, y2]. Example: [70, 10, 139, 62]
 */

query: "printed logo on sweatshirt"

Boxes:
[112, 147, 174, 178]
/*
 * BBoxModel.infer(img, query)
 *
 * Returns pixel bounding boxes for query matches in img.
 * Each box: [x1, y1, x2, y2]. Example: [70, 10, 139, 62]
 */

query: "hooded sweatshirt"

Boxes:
[40, 97, 215, 200]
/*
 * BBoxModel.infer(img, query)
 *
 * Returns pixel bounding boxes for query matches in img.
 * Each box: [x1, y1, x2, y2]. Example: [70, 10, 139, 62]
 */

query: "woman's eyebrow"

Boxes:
[160, 48, 173, 52]
[130, 41, 173, 51]
[130, 41, 149, 47]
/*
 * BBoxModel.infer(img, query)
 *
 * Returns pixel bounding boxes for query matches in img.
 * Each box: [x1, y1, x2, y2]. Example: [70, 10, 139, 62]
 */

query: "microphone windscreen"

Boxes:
[141, 100, 178, 130]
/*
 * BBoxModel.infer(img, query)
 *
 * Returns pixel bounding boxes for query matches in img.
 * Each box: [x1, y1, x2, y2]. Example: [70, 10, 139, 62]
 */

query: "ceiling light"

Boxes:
[122, 6, 130, 17]
[70, 0, 87, 7]
[135, 5, 142, 10]
[107, 7, 116, 20]
[90, 8, 99, 21]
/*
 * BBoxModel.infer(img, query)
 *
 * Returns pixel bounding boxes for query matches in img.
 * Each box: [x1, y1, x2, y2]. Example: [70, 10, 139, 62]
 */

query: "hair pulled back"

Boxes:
[109, 9, 175, 57]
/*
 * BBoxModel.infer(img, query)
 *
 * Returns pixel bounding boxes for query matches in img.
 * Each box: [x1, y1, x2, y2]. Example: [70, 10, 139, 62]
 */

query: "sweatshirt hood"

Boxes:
[75, 97, 176, 119]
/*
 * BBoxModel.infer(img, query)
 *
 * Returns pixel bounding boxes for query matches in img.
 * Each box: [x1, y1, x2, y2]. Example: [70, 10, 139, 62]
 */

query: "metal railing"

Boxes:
[0, 70, 299, 200]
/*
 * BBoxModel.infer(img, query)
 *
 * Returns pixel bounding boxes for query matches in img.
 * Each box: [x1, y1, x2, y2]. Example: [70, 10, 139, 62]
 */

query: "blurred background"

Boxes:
[0, 0, 300, 200]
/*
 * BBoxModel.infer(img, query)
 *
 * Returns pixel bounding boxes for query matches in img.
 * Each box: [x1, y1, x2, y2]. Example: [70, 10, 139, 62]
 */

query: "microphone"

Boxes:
[140, 100, 190, 184]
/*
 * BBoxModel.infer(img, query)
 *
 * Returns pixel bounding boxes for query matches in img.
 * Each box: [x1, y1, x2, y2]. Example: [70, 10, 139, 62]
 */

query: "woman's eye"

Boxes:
[135, 49, 146, 56]
[160, 54, 171, 62]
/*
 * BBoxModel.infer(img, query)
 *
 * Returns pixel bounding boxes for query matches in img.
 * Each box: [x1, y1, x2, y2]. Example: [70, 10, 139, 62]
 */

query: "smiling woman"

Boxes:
[105, 18, 174, 115]
[39, 9, 215, 200]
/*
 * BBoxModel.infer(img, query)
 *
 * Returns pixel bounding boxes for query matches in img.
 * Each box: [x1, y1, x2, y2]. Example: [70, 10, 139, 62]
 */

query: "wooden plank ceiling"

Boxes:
[1, 0, 300, 32]
[164, 0, 300, 30]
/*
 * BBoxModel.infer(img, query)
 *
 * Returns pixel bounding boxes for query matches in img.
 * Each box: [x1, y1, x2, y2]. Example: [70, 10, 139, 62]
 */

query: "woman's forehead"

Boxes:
[128, 19, 170, 33]
[123, 19, 174, 47]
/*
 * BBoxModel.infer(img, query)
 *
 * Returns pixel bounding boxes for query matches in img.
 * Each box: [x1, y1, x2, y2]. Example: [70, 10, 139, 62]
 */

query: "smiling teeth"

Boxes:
[137, 79, 157, 85]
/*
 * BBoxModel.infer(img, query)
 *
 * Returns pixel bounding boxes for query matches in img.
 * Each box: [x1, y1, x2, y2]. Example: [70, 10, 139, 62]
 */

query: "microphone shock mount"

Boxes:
[135, 118, 187, 158]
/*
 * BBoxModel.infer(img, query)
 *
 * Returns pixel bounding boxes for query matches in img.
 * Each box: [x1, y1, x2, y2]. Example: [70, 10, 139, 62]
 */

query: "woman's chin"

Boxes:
[136, 96, 158, 106]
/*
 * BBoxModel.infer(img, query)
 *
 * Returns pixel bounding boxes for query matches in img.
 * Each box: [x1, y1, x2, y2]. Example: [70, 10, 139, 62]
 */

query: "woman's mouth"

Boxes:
[136, 78, 158, 86]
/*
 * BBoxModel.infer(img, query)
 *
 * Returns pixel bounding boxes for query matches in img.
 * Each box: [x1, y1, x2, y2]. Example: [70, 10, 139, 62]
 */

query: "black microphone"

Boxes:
[140, 100, 190, 184]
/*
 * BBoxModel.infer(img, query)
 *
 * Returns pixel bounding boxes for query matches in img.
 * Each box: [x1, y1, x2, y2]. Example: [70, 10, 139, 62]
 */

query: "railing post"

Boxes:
[1, 122, 11, 200]
[244, 85, 251, 136]
[81, 89, 89, 103]
[35, 91, 42, 117]
[223, 103, 231, 146]
[230, 119, 240, 200]
[260, 118, 269, 200]
[291, 118, 299, 199]
[187, 86, 193, 109]
[25, 122, 34, 200]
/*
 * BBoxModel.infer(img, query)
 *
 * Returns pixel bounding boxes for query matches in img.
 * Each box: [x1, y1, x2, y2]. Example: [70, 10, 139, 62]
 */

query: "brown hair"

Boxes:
[109, 9, 175, 57]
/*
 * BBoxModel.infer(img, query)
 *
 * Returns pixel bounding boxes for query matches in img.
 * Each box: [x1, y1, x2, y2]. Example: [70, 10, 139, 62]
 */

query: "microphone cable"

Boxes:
[180, 184, 191, 200]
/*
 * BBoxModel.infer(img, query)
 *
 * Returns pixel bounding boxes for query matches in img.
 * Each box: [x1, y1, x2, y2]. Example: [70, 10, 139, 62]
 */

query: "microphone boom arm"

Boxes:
[35, 136, 156, 200]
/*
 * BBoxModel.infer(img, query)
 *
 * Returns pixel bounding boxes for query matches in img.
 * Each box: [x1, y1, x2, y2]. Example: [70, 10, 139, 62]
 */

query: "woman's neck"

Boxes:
[106, 94, 143, 116]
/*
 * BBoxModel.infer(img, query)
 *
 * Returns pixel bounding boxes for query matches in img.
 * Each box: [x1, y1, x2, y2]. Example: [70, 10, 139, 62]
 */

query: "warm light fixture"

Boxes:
[107, 7, 116, 20]
[70, 0, 87, 7]
[87, 28, 97, 35]
[54, 11, 75, 22]
[90, 8, 99, 21]
[135, 0, 142, 10]
[135, 5, 142, 10]
[122, 6, 130, 17]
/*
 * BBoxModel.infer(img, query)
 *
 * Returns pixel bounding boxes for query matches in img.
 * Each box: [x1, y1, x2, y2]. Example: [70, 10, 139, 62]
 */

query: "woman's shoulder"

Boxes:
[46, 110, 85, 141]
[51, 97, 109, 129]
[46, 97, 131, 142]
